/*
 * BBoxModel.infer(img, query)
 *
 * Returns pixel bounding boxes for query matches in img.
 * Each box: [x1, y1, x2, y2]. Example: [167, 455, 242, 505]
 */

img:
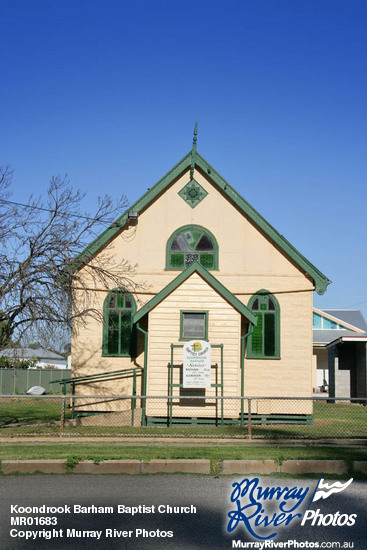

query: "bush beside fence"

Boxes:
[0, 395, 366, 439]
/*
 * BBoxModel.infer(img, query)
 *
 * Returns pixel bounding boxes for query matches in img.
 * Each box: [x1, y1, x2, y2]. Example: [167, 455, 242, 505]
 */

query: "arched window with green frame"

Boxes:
[102, 289, 136, 357]
[247, 290, 280, 359]
[166, 225, 218, 270]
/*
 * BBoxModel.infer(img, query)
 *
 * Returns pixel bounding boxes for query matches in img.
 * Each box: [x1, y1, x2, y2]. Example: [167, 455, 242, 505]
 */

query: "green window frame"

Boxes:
[166, 225, 218, 270]
[102, 289, 136, 357]
[247, 290, 280, 359]
[180, 311, 209, 341]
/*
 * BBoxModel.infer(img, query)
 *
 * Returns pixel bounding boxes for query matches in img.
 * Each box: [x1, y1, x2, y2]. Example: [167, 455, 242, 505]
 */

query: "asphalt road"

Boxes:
[0, 475, 365, 550]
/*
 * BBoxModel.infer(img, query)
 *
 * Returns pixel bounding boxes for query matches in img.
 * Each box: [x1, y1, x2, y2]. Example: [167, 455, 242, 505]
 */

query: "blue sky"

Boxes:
[1, 0, 366, 318]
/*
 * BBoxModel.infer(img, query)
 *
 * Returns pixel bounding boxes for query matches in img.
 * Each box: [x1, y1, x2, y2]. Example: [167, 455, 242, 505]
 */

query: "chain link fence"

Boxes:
[0, 395, 366, 439]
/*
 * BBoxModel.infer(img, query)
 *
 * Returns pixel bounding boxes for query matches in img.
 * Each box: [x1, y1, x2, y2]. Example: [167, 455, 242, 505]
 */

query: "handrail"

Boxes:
[49, 366, 143, 386]
[49, 366, 143, 416]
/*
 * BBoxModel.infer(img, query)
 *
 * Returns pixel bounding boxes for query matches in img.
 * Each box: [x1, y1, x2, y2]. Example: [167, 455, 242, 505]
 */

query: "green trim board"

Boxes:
[179, 310, 209, 341]
[134, 262, 258, 325]
[66, 151, 192, 275]
[68, 147, 330, 295]
[166, 224, 218, 270]
[146, 414, 313, 426]
[193, 152, 330, 295]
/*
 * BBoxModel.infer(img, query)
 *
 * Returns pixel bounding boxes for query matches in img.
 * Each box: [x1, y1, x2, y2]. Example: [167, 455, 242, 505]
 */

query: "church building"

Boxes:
[69, 128, 330, 425]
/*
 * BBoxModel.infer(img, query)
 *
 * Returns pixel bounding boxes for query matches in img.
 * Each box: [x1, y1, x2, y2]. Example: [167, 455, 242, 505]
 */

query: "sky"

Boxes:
[1, 0, 367, 318]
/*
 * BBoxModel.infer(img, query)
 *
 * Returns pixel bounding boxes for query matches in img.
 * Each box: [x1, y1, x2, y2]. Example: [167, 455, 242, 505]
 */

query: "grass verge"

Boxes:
[1, 444, 367, 463]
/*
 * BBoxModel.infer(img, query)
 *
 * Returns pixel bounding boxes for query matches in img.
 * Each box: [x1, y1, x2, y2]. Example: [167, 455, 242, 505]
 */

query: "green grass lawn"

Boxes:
[0, 397, 71, 428]
[0, 399, 366, 439]
[251, 401, 367, 439]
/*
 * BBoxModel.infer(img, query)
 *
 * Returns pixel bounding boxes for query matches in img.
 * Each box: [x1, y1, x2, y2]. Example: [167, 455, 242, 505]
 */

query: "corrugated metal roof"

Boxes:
[321, 309, 367, 331]
[313, 329, 359, 345]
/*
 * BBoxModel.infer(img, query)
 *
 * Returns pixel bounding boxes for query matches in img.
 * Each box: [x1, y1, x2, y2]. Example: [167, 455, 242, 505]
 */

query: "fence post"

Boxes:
[71, 383, 75, 418]
[169, 345, 174, 427]
[248, 398, 252, 439]
[131, 371, 136, 427]
[59, 396, 66, 437]
[220, 345, 224, 426]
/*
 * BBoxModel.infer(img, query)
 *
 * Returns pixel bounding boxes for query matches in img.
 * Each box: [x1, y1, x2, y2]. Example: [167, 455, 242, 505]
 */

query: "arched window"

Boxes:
[102, 289, 136, 357]
[247, 291, 280, 359]
[166, 225, 218, 270]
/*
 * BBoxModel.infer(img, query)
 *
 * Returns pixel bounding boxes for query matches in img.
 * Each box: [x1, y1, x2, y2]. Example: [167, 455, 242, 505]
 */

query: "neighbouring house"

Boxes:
[69, 131, 331, 424]
[313, 308, 367, 399]
[0, 347, 68, 369]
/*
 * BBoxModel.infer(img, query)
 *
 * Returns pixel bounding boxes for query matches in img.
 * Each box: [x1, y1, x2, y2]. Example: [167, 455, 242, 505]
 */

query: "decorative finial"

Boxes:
[190, 121, 197, 180]
[192, 121, 198, 151]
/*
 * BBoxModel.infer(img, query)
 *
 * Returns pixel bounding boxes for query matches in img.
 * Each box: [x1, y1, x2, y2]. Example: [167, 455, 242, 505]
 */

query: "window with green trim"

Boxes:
[102, 289, 136, 357]
[166, 225, 218, 270]
[180, 311, 208, 340]
[247, 292, 280, 359]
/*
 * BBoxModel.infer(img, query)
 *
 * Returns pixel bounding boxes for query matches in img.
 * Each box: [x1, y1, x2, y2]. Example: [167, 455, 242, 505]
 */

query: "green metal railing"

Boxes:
[50, 367, 143, 419]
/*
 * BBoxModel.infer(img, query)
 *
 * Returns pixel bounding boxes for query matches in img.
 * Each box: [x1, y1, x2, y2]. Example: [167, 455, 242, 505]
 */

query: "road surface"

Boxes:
[0, 475, 365, 549]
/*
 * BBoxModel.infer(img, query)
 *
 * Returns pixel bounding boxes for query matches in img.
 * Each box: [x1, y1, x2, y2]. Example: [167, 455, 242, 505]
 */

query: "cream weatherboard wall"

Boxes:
[71, 161, 318, 418]
[73, 166, 315, 293]
[145, 271, 243, 419]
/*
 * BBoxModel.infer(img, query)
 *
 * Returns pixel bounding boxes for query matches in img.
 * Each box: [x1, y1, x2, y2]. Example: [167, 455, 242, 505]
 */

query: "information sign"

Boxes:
[183, 340, 211, 388]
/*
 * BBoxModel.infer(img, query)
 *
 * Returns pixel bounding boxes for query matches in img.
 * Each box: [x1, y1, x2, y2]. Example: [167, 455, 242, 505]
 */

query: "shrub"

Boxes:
[0, 356, 38, 369]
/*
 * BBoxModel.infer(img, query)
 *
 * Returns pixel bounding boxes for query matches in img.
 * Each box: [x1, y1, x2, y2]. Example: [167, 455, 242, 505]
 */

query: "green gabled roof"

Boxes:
[71, 148, 330, 295]
[134, 262, 258, 325]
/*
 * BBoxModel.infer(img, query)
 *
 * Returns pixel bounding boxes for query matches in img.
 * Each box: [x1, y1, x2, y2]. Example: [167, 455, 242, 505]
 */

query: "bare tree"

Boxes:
[0, 166, 137, 349]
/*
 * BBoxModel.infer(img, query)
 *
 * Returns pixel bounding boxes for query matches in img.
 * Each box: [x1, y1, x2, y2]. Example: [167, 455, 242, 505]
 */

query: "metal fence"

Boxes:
[0, 369, 71, 395]
[0, 395, 366, 439]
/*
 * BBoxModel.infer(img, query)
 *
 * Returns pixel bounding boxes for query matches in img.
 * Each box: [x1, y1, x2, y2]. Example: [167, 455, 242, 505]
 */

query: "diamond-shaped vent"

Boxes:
[178, 179, 208, 208]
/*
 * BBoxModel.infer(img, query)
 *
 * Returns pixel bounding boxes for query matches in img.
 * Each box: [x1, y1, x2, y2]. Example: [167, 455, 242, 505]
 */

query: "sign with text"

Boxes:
[183, 340, 211, 388]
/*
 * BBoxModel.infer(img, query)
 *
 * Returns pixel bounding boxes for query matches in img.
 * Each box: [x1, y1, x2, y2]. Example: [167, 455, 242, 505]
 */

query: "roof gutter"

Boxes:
[326, 336, 367, 348]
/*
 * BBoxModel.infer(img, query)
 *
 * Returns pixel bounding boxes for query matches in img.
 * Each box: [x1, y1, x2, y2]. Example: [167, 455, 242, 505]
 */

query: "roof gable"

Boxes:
[313, 307, 364, 333]
[134, 262, 258, 325]
[71, 148, 330, 294]
[321, 309, 367, 332]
